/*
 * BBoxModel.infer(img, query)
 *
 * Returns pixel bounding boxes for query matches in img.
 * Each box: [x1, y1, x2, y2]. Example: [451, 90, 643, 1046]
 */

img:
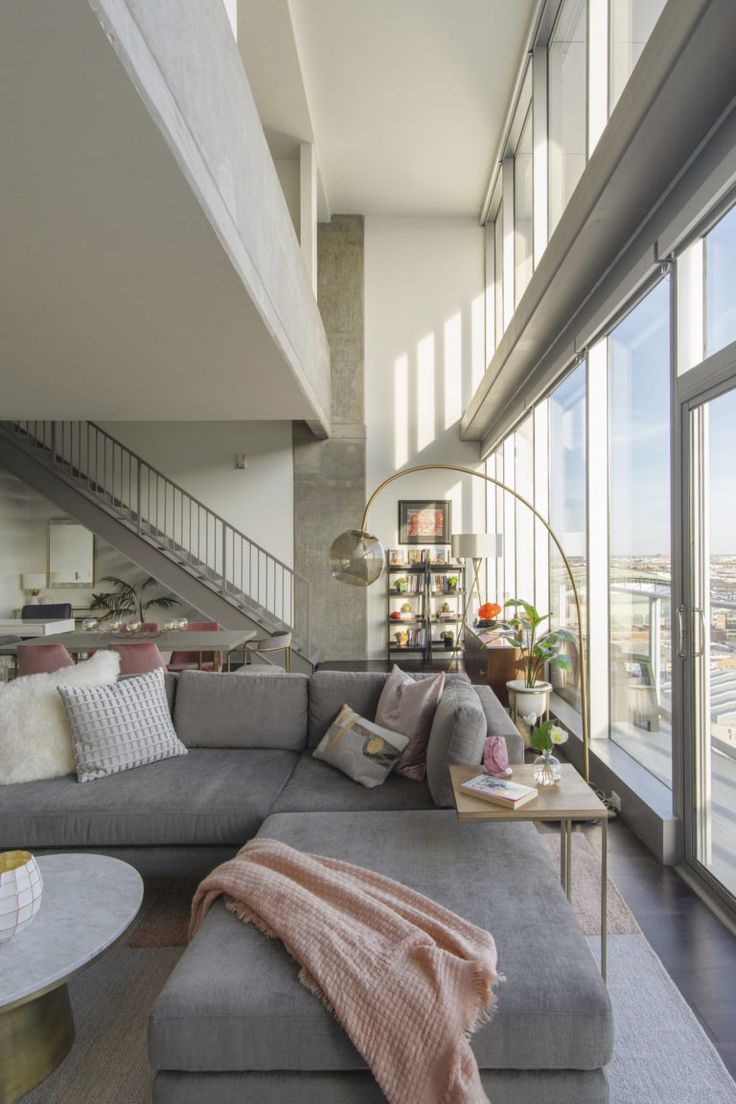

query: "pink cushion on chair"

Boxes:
[17, 643, 75, 677]
[108, 642, 165, 676]
[168, 621, 222, 673]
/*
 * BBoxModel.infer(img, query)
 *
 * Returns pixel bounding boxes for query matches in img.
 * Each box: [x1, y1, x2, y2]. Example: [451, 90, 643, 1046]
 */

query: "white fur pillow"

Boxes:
[0, 650, 121, 784]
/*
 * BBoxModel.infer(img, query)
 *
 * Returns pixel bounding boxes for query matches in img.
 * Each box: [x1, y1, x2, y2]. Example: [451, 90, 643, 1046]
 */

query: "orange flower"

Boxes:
[478, 602, 502, 621]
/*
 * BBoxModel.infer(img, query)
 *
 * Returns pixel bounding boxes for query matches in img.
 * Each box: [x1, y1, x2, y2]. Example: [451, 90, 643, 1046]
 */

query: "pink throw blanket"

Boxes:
[191, 838, 499, 1104]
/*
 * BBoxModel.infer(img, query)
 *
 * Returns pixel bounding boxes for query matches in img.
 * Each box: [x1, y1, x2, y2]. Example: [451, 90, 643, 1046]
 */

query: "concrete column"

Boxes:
[293, 215, 367, 661]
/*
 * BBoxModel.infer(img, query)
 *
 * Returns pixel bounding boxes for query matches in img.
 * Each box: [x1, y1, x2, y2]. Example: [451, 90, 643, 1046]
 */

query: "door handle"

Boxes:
[692, 606, 706, 658]
[677, 605, 687, 659]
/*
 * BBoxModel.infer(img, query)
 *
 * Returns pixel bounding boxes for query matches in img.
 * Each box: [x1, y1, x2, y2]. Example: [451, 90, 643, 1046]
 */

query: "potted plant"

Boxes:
[498, 599, 575, 724]
[530, 719, 569, 786]
[446, 575, 459, 592]
[90, 576, 180, 624]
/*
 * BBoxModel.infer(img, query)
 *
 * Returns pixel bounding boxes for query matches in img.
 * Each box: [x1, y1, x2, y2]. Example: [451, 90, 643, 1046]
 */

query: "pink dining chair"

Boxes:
[108, 642, 166, 676]
[17, 643, 74, 677]
[167, 621, 222, 673]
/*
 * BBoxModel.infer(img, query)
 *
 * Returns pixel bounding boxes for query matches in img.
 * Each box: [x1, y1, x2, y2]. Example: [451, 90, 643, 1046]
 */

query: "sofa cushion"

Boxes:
[313, 706, 409, 788]
[425, 680, 487, 806]
[61, 668, 187, 783]
[149, 810, 613, 1075]
[0, 749, 298, 848]
[473, 684, 525, 765]
[308, 670, 469, 749]
[270, 751, 435, 814]
[374, 666, 445, 780]
[174, 672, 308, 751]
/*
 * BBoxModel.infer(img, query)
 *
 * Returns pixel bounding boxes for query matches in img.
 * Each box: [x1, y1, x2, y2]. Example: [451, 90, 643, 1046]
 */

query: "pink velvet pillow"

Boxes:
[374, 666, 445, 781]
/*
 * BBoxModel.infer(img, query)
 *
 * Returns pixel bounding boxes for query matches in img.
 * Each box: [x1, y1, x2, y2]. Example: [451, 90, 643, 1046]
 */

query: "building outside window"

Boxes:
[514, 414, 536, 604]
[607, 278, 672, 786]
[609, 0, 667, 113]
[548, 361, 587, 713]
[548, 0, 587, 237]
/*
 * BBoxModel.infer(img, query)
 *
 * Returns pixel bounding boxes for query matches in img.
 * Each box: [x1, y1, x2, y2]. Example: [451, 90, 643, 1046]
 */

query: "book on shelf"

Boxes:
[459, 773, 538, 809]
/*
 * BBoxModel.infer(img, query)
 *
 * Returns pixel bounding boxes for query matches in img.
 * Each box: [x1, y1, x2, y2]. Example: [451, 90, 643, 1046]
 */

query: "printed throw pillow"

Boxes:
[374, 666, 445, 781]
[59, 667, 187, 783]
[313, 704, 409, 788]
[0, 650, 121, 785]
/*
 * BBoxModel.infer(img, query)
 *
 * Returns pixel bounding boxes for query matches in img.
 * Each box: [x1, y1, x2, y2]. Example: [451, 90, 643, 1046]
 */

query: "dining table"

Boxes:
[3, 629, 257, 671]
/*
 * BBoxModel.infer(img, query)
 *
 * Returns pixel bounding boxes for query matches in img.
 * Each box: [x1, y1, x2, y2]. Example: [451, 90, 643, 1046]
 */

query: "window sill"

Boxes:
[551, 693, 678, 864]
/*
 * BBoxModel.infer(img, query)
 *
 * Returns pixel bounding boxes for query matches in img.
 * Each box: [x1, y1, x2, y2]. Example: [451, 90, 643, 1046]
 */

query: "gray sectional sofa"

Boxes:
[0, 668, 613, 1102]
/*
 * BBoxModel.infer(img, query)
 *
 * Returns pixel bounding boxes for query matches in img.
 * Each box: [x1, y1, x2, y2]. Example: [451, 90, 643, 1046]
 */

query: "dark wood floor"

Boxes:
[578, 815, 736, 1079]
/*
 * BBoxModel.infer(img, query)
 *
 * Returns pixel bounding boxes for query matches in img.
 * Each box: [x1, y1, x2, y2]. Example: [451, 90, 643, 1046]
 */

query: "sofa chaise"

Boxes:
[0, 669, 613, 1102]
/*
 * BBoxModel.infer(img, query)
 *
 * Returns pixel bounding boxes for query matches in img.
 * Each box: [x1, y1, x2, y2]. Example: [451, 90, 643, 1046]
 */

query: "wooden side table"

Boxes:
[450, 763, 611, 981]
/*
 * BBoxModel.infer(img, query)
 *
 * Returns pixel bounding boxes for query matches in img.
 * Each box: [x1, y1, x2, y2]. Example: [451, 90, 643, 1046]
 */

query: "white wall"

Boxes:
[100, 421, 294, 568]
[364, 216, 488, 658]
[0, 467, 171, 619]
[274, 158, 301, 239]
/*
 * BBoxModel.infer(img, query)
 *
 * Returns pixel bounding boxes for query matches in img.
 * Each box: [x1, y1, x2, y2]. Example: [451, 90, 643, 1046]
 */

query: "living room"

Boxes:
[1, 1, 736, 1102]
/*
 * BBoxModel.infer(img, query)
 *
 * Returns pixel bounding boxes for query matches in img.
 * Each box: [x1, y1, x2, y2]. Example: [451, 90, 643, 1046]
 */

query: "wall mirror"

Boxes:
[48, 520, 94, 587]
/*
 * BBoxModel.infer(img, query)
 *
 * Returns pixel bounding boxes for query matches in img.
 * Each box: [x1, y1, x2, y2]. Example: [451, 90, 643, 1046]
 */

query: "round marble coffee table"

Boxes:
[0, 853, 143, 1103]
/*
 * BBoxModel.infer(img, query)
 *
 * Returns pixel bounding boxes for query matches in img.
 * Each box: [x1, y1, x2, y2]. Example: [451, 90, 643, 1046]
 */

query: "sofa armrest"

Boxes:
[472, 684, 525, 765]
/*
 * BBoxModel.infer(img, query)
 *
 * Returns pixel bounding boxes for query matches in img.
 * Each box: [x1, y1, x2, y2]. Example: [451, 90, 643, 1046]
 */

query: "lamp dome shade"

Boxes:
[451, 533, 502, 559]
[329, 531, 385, 587]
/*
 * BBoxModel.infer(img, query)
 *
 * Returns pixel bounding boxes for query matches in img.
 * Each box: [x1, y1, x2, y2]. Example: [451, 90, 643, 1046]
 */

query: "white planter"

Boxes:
[0, 850, 43, 943]
[506, 680, 552, 725]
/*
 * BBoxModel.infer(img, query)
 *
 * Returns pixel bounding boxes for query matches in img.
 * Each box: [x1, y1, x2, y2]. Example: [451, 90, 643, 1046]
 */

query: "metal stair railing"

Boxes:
[4, 420, 310, 653]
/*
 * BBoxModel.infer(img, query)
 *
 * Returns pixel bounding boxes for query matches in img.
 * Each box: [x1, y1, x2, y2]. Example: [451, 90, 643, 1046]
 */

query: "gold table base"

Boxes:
[0, 984, 74, 1103]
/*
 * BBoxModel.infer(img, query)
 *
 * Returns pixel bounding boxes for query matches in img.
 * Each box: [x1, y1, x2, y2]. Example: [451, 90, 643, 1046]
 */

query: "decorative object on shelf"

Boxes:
[394, 576, 408, 593]
[81, 618, 98, 631]
[0, 850, 43, 943]
[500, 599, 575, 726]
[440, 630, 454, 648]
[327, 461, 590, 780]
[483, 734, 511, 778]
[90, 576, 180, 624]
[398, 500, 451, 545]
[400, 603, 413, 618]
[21, 573, 47, 606]
[531, 720, 568, 787]
[389, 610, 401, 620]
[446, 575, 459, 592]
[477, 601, 502, 627]
[394, 630, 409, 647]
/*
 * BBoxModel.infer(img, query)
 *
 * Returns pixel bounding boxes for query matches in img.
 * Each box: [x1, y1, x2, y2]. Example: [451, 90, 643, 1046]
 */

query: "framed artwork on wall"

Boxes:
[398, 500, 451, 545]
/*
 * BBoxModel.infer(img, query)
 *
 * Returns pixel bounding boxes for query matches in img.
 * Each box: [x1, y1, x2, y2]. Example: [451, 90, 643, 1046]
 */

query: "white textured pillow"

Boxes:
[59, 668, 187, 783]
[0, 650, 121, 785]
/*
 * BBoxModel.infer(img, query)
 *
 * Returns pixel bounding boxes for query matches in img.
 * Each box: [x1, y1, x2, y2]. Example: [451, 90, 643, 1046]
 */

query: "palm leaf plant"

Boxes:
[89, 576, 180, 622]
[497, 599, 576, 689]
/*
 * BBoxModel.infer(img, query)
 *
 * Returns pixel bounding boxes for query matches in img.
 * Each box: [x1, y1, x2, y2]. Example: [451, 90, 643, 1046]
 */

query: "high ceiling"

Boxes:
[241, 0, 536, 217]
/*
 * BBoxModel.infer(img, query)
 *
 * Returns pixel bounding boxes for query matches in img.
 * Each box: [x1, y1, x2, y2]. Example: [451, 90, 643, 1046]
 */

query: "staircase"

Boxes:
[0, 421, 315, 670]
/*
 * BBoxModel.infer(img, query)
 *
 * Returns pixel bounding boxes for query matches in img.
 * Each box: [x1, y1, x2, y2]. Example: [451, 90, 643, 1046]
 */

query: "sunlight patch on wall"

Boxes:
[417, 333, 436, 452]
[443, 312, 462, 430]
[394, 354, 409, 469]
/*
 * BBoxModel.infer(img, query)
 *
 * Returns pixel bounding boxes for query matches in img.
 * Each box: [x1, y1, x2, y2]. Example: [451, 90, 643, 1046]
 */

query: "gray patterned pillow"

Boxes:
[58, 668, 187, 783]
[313, 704, 409, 788]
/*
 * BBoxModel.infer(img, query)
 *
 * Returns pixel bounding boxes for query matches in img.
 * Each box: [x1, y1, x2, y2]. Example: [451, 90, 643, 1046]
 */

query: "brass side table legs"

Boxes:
[559, 818, 608, 983]
[0, 985, 75, 1103]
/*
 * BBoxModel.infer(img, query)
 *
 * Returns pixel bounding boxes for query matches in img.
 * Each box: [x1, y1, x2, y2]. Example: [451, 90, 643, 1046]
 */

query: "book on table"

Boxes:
[459, 773, 538, 809]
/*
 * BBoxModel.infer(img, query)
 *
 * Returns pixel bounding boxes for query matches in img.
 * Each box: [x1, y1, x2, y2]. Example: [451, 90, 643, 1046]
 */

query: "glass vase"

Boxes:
[533, 749, 561, 787]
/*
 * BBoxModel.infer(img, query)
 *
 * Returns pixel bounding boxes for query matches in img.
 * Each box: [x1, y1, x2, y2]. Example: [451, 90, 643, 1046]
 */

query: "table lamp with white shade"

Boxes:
[450, 533, 503, 624]
[21, 573, 47, 605]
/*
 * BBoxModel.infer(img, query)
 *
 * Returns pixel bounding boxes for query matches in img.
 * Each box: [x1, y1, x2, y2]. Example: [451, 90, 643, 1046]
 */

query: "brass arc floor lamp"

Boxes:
[329, 463, 590, 783]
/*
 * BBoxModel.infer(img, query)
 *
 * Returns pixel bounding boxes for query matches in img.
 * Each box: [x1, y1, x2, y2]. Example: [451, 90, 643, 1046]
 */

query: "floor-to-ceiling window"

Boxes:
[705, 204, 736, 357]
[515, 414, 536, 603]
[548, 0, 587, 236]
[609, 0, 668, 113]
[514, 107, 534, 304]
[608, 278, 672, 786]
[548, 362, 587, 713]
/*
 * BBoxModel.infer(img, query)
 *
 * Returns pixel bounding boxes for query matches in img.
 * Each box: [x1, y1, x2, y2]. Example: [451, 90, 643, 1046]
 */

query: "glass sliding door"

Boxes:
[683, 377, 736, 906]
[608, 279, 673, 786]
